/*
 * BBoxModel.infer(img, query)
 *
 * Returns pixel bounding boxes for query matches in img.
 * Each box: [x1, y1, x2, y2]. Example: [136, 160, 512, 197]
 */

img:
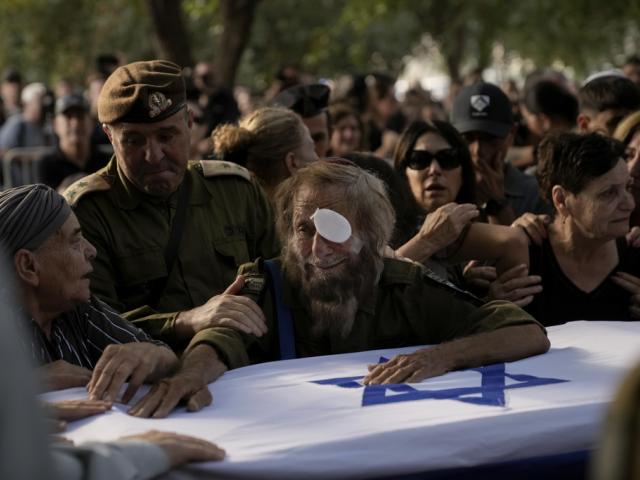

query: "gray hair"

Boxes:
[274, 160, 395, 254]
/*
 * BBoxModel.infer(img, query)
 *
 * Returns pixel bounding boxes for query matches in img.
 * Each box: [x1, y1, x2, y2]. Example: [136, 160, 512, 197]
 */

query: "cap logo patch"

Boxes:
[148, 91, 173, 118]
[470, 95, 490, 112]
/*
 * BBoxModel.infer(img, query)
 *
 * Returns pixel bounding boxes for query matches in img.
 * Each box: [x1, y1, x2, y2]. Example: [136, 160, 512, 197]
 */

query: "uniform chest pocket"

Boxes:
[212, 237, 251, 268]
[115, 248, 167, 287]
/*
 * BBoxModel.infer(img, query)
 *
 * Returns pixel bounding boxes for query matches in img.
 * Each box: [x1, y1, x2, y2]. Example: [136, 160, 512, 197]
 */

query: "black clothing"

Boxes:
[202, 88, 240, 134]
[526, 238, 640, 326]
[38, 145, 110, 188]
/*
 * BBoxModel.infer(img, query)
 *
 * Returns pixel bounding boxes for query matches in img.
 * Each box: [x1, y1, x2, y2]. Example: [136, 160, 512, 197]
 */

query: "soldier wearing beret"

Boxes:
[64, 60, 279, 416]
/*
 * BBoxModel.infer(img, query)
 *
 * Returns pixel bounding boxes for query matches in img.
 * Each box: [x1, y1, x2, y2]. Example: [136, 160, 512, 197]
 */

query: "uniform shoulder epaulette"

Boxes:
[420, 266, 484, 306]
[195, 160, 252, 182]
[62, 173, 112, 207]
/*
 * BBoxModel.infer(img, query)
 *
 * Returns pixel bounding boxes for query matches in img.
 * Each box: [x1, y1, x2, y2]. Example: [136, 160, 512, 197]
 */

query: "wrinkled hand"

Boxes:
[45, 399, 112, 435]
[488, 264, 542, 307]
[463, 260, 497, 290]
[511, 213, 550, 246]
[120, 430, 225, 467]
[47, 399, 112, 422]
[175, 276, 267, 338]
[87, 343, 173, 403]
[419, 203, 479, 253]
[626, 227, 640, 248]
[128, 372, 212, 419]
[611, 271, 640, 319]
[40, 360, 92, 391]
[363, 347, 447, 385]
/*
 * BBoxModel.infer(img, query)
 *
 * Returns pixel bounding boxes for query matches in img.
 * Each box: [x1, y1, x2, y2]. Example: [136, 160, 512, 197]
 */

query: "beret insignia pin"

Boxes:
[148, 91, 173, 118]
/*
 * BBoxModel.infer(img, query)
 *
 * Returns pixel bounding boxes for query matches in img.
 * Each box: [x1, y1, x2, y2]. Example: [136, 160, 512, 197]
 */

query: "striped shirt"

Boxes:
[28, 296, 167, 369]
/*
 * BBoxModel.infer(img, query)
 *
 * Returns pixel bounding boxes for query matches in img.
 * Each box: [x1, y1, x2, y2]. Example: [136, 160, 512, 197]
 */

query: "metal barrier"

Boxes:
[1, 146, 56, 189]
[1, 144, 113, 190]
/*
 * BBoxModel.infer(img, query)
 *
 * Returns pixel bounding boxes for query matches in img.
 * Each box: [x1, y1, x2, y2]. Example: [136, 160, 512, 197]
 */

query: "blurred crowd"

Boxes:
[2, 51, 640, 480]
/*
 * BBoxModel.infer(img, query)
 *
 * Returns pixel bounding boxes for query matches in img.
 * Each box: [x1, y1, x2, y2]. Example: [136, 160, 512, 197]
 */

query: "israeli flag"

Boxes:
[46, 321, 640, 479]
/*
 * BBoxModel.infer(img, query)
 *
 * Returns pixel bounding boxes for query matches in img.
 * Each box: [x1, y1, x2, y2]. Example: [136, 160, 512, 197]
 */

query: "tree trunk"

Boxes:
[443, 25, 466, 81]
[217, 0, 261, 90]
[145, 0, 194, 68]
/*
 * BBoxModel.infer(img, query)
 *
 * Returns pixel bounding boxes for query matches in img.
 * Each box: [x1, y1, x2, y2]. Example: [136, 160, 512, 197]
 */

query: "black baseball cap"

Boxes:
[55, 93, 89, 115]
[273, 83, 330, 118]
[451, 82, 513, 138]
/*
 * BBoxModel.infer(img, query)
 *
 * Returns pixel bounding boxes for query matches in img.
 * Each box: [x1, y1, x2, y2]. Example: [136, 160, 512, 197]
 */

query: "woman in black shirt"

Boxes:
[498, 133, 639, 326]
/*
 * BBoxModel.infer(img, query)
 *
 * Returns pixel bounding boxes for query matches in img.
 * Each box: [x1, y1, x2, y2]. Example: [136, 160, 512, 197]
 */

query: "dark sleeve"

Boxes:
[248, 178, 281, 260]
[184, 260, 274, 369]
[403, 267, 544, 344]
[83, 297, 169, 357]
[187, 327, 252, 370]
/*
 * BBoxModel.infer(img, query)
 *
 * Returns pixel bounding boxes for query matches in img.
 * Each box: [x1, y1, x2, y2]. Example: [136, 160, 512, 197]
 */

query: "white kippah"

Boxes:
[582, 69, 627, 87]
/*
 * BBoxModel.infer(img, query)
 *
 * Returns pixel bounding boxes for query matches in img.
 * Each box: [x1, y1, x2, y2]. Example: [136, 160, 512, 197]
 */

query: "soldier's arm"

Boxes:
[364, 322, 549, 384]
[365, 263, 548, 384]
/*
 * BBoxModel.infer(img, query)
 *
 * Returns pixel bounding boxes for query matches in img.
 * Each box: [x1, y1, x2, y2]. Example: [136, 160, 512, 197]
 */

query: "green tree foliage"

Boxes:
[0, 0, 153, 85]
[1, 0, 639, 88]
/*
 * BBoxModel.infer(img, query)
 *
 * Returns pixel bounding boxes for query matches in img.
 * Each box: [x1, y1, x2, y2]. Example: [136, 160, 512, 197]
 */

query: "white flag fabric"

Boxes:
[44, 321, 640, 479]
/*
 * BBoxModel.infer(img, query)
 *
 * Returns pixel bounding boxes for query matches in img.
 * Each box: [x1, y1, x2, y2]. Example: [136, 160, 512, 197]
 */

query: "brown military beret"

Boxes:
[98, 60, 186, 124]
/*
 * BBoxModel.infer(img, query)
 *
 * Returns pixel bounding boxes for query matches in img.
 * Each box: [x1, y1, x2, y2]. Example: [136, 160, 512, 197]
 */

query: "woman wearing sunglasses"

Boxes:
[392, 120, 528, 289]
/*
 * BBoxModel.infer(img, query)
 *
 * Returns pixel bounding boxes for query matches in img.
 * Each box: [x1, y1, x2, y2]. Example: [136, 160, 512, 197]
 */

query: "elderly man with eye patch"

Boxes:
[167, 160, 549, 386]
[0, 184, 179, 404]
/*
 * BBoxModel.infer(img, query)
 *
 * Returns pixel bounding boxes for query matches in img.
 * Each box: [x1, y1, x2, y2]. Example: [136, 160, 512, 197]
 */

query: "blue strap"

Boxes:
[263, 260, 297, 360]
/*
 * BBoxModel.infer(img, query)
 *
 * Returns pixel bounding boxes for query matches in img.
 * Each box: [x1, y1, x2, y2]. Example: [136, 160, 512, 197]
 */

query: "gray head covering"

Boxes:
[0, 184, 71, 255]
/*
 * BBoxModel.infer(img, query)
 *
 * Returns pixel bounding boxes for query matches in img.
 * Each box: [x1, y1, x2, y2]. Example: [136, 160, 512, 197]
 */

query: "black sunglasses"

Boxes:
[405, 148, 461, 171]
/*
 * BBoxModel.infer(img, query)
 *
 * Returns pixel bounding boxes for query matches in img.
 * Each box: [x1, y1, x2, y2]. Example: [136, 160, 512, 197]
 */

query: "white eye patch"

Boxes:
[310, 208, 352, 244]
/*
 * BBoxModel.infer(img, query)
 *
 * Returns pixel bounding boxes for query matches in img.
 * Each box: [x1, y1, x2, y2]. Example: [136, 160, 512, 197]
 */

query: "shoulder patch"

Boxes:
[237, 258, 267, 303]
[421, 266, 484, 306]
[62, 173, 112, 207]
[197, 160, 252, 182]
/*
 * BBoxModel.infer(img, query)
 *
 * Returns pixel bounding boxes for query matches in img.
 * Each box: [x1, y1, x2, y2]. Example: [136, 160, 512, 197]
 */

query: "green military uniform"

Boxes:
[65, 157, 279, 348]
[189, 257, 544, 369]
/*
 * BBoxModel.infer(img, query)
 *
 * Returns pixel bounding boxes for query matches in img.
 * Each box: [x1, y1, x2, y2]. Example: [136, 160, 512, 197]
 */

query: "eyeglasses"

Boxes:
[405, 148, 461, 171]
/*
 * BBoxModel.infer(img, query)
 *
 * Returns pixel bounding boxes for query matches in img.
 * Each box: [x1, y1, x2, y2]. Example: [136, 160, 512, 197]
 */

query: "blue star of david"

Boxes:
[311, 357, 568, 407]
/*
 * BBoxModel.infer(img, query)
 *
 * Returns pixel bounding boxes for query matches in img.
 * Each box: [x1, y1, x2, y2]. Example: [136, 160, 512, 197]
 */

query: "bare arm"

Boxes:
[395, 203, 479, 263]
[451, 222, 530, 275]
[364, 323, 549, 384]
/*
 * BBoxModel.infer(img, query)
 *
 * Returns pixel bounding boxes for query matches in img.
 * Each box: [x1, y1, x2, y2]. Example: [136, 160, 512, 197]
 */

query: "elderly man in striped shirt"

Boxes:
[0, 184, 179, 405]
